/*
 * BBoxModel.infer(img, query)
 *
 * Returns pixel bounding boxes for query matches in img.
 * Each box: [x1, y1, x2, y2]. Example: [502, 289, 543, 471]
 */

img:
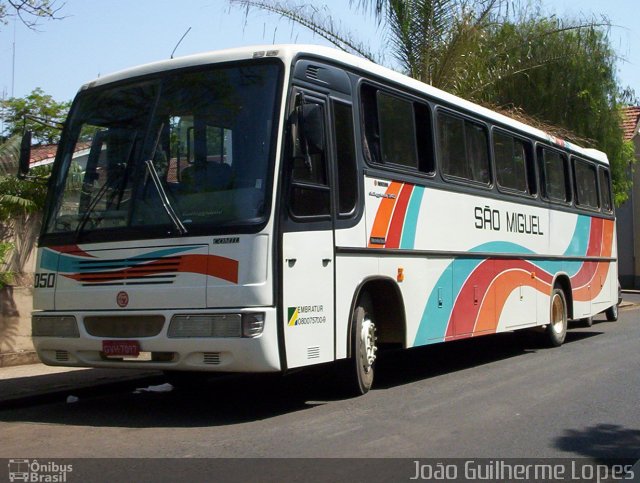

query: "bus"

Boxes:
[23, 44, 619, 396]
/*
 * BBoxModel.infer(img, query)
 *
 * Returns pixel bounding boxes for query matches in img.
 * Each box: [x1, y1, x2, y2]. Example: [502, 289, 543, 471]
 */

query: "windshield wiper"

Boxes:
[143, 122, 187, 235]
[144, 158, 187, 235]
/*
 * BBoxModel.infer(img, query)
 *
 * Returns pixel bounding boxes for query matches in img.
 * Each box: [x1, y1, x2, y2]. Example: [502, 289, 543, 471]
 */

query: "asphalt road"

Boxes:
[0, 306, 638, 464]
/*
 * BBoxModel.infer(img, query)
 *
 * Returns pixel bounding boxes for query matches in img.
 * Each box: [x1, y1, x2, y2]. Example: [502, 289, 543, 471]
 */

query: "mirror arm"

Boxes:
[18, 130, 33, 179]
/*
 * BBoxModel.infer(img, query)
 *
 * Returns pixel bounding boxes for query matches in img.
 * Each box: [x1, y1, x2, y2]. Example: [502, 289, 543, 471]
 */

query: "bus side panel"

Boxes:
[334, 254, 378, 360]
[563, 216, 616, 318]
[363, 176, 616, 347]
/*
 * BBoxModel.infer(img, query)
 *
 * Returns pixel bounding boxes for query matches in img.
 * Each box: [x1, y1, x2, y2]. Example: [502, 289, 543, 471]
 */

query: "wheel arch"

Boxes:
[551, 272, 574, 320]
[346, 276, 407, 357]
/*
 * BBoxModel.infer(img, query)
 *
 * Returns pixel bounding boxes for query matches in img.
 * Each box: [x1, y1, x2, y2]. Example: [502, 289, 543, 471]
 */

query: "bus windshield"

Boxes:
[43, 61, 281, 242]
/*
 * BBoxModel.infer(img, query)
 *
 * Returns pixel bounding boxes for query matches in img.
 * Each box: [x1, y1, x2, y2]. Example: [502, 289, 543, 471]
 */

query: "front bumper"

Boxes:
[32, 308, 281, 373]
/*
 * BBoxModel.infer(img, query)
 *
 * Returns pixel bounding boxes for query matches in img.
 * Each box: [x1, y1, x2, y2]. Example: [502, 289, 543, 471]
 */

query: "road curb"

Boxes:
[0, 351, 40, 368]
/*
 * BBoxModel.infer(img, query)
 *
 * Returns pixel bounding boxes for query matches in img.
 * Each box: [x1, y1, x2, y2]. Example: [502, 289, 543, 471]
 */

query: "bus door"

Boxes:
[281, 90, 335, 369]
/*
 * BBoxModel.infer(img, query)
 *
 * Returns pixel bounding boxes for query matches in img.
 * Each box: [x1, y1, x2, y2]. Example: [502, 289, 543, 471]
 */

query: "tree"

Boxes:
[0, 134, 51, 283]
[469, 12, 635, 204]
[1, 87, 70, 144]
[231, 0, 635, 204]
[0, 0, 64, 29]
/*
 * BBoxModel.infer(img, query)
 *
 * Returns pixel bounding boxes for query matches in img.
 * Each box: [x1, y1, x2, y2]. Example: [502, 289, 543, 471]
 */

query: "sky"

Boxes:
[0, 0, 638, 105]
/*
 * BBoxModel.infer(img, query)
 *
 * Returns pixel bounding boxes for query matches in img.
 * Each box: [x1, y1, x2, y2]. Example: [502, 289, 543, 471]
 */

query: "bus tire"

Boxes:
[605, 303, 619, 322]
[546, 288, 568, 347]
[580, 316, 593, 327]
[340, 297, 377, 396]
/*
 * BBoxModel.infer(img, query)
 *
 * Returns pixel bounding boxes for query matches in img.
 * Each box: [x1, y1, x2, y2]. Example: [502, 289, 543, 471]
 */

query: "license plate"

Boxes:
[102, 340, 140, 357]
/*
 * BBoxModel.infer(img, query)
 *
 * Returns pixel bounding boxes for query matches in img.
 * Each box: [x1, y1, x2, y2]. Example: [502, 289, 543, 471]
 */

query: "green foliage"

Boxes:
[0, 133, 21, 175]
[0, 241, 14, 287]
[385, 0, 498, 88]
[464, 12, 634, 205]
[1, 88, 70, 144]
[612, 140, 636, 206]
[0, 165, 51, 222]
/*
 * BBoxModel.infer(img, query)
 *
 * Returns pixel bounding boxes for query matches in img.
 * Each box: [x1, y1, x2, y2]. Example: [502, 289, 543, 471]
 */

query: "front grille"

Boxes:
[76, 256, 181, 286]
[84, 316, 165, 338]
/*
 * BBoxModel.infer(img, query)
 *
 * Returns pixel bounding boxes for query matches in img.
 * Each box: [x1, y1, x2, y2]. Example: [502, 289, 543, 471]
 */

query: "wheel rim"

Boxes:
[360, 317, 377, 374]
[551, 293, 565, 334]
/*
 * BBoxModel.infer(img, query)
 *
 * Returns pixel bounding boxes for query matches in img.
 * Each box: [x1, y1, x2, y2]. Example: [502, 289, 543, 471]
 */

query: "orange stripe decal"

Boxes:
[368, 182, 403, 248]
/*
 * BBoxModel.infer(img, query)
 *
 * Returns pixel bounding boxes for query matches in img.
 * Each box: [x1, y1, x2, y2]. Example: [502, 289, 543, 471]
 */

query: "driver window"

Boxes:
[290, 98, 330, 218]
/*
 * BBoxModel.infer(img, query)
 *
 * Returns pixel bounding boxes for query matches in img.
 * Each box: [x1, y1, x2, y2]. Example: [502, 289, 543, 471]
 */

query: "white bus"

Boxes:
[25, 45, 618, 395]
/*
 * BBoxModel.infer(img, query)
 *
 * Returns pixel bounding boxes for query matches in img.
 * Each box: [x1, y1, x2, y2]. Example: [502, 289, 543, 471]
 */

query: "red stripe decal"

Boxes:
[385, 184, 414, 249]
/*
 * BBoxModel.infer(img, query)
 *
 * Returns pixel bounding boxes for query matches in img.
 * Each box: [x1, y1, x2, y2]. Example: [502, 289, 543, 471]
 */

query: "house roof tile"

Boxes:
[622, 106, 640, 141]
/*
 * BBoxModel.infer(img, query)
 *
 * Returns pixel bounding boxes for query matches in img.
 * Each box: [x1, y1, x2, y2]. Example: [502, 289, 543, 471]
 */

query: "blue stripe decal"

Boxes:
[414, 258, 484, 345]
[43, 246, 194, 274]
[562, 215, 590, 257]
[400, 186, 425, 249]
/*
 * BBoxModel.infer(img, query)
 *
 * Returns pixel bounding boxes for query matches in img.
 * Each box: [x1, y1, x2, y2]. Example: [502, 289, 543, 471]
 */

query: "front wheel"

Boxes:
[338, 299, 377, 396]
[546, 288, 568, 347]
[605, 303, 619, 322]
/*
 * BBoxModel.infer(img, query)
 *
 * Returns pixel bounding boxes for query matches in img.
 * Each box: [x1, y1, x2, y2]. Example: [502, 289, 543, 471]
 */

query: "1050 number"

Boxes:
[34, 273, 56, 288]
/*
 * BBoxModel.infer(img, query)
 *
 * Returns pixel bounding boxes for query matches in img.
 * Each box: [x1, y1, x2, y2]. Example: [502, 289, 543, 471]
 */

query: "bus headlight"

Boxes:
[32, 316, 80, 338]
[168, 313, 265, 338]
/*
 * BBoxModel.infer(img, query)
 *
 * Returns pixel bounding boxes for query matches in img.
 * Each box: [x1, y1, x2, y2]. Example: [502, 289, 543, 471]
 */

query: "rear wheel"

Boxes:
[339, 297, 377, 396]
[546, 288, 568, 347]
[605, 303, 619, 322]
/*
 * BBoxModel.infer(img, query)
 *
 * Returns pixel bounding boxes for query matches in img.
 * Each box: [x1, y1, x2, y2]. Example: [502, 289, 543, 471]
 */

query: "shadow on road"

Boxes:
[554, 423, 640, 461]
[0, 323, 605, 429]
[374, 328, 600, 389]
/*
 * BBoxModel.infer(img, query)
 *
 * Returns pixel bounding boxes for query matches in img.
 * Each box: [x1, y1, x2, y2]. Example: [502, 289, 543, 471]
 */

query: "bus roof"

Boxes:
[81, 44, 609, 165]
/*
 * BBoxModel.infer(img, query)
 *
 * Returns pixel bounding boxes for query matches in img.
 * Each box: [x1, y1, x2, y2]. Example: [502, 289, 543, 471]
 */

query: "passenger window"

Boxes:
[438, 114, 466, 178]
[437, 111, 490, 185]
[573, 158, 599, 209]
[539, 148, 570, 203]
[377, 92, 418, 169]
[494, 131, 529, 194]
[599, 168, 613, 212]
[360, 84, 432, 173]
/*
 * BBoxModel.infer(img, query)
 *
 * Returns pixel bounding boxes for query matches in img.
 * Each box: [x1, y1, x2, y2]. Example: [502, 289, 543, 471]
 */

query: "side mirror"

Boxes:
[300, 103, 324, 154]
[18, 130, 32, 178]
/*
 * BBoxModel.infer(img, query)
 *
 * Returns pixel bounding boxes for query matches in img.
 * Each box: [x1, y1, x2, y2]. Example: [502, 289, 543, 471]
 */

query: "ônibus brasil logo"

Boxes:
[8, 459, 73, 482]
